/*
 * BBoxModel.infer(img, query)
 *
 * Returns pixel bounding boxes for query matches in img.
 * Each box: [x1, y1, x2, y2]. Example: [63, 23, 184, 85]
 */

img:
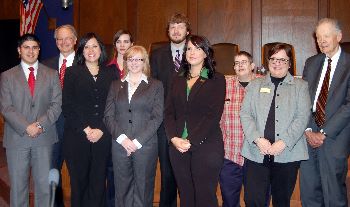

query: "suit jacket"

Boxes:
[240, 73, 311, 163]
[150, 43, 181, 98]
[62, 64, 116, 134]
[164, 72, 226, 147]
[303, 49, 350, 157]
[104, 78, 164, 146]
[42, 54, 77, 71]
[0, 63, 62, 149]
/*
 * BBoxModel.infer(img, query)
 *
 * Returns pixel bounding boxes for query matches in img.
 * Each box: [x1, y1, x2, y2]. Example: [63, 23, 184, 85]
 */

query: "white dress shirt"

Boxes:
[21, 60, 39, 80]
[59, 52, 75, 73]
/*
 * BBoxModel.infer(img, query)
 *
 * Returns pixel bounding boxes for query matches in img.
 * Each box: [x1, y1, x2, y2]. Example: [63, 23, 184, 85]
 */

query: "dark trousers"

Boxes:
[219, 159, 243, 207]
[244, 159, 300, 207]
[157, 124, 177, 207]
[300, 138, 349, 207]
[105, 155, 115, 207]
[52, 114, 65, 207]
[169, 140, 224, 207]
[64, 133, 110, 207]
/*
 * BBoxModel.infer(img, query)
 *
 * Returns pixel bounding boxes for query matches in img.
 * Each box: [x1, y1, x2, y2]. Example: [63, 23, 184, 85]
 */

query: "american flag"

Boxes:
[20, 0, 43, 35]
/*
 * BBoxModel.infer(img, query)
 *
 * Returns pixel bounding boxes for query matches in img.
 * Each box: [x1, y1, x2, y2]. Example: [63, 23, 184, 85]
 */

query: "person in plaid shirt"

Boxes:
[219, 51, 260, 207]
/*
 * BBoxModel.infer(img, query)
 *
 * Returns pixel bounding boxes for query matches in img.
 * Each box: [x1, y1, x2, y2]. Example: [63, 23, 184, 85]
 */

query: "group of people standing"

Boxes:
[0, 12, 349, 207]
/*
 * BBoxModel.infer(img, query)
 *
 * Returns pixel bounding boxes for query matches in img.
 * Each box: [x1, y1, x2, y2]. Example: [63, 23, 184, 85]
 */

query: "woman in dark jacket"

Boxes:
[62, 32, 116, 207]
[164, 35, 226, 207]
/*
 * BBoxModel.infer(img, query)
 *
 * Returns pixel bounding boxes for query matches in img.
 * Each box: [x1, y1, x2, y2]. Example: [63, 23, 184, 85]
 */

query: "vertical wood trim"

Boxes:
[73, 0, 80, 37]
[127, 0, 138, 42]
[187, 0, 198, 35]
[318, 0, 330, 19]
[252, 0, 262, 66]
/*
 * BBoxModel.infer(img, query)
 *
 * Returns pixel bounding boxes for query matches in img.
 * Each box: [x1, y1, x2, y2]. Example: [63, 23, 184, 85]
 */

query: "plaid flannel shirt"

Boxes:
[220, 74, 260, 166]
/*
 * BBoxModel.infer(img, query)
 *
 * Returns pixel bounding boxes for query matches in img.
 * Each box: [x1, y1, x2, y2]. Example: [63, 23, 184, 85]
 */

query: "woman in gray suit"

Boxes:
[240, 43, 311, 206]
[104, 45, 164, 207]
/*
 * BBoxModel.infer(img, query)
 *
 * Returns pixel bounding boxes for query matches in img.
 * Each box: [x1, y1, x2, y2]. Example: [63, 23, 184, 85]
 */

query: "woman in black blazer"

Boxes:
[62, 33, 116, 207]
[104, 45, 164, 207]
[164, 35, 226, 207]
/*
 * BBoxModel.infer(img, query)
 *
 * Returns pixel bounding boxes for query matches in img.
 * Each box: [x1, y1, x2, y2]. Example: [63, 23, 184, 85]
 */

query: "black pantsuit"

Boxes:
[164, 72, 226, 207]
[244, 159, 300, 207]
[62, 64, 116, 207]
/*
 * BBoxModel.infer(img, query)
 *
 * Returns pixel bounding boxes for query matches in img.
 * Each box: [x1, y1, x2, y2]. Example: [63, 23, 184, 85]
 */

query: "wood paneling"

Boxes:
[329, 0, 350, 42]
[134, 0, 187, 47]
[75, 0, 127, 43]
[261, 0, 319, 75]
[197, 0, 252, 52]
[0, 1, 19, 20]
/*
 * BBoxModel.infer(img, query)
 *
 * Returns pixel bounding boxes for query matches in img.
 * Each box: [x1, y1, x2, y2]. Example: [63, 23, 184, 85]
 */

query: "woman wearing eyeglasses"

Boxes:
[104, 45, 164, 207]
[240, 43, 311, 206]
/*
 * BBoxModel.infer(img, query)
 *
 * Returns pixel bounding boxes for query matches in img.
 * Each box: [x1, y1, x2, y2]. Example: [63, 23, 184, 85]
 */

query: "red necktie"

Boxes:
[59, 59, 67, 88]
[315, 58, 332, 127]
[28, 67, 35, 97]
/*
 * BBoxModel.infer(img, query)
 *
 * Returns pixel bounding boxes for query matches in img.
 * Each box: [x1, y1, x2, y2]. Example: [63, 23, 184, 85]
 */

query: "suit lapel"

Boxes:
[17, 65, 33, 99]
[188, 77, 207, 101]
[34, 65, 46, 100]
[130, 79, 150, 105]
[119, 81, 129, 105]
[328, 51, 346, 100]
[310, 56, 325, 102]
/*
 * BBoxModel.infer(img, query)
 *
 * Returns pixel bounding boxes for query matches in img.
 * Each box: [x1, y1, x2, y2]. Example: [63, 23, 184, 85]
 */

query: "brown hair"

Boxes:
[167, 13, 191, 32]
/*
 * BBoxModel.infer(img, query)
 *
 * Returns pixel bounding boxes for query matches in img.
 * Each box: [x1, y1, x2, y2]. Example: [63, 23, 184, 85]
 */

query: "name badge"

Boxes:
[260, 87, 271, 93]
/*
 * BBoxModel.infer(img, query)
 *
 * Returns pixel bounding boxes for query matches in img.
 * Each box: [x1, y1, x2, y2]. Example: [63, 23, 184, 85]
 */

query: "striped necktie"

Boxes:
[59, 59, 67, 88]
[174, 50, 181, 72]
[315, 58, 332, 127]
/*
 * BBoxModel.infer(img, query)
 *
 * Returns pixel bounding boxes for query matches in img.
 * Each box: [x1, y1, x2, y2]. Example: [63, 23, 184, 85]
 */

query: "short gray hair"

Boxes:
[54, 24, 77, 39]
[316, 18, 342, 34]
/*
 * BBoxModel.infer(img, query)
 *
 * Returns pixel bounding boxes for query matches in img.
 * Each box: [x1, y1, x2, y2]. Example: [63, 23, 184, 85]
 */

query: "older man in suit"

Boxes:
[150, 13, 190, 207]
[300, 18, 350, 207]
[42, 24, 77, 207]
[0, 34, 62, 207]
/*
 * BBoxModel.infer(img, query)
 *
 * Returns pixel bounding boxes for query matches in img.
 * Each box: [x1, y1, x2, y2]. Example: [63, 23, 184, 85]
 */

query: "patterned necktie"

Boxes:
[315, 58, 332, 127]
[28, 67, 35, 97]
[174, 50, 181, 72]
[59, 59, 67, 88]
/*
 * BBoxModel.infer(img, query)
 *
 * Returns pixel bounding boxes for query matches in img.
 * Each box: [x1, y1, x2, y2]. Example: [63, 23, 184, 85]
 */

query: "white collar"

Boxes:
[122, 73, 149, 84]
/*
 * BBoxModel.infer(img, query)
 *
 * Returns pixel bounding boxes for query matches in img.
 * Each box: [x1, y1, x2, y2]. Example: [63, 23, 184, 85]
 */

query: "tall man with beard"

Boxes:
[150, 13, 190, 207]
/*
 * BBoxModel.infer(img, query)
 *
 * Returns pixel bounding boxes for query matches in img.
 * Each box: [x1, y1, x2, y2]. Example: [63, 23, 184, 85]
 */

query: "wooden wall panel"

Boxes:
[197, 0, 253, 53]
[329, 0, 350, 42]
[135, 0, 188, 48]
[76, 0, 127, 44]
[262, 0, 319, 75]
[0, 1, 19, 20]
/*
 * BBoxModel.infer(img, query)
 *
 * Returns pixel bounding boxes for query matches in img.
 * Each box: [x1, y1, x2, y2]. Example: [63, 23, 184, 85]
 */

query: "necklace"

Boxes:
[189, 68, 204, 79]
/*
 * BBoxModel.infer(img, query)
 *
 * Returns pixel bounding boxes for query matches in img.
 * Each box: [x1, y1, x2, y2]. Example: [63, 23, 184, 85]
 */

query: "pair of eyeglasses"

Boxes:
[234, 60, 249, 67]
[127, 58, 144, 63]
[268, 57, 289, 64]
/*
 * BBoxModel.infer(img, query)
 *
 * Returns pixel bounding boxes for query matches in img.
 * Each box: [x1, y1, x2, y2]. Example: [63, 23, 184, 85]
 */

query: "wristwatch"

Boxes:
[36, 122, 43, 130]
[320, 129, 327, 137]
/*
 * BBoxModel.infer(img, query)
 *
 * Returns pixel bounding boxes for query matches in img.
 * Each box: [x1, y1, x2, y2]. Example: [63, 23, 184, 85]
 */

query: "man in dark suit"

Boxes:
[42, 24, 77, 207]
[0, 34, 62, 207]
[150, 13, 190, 207]
[300, 18, 350, 207]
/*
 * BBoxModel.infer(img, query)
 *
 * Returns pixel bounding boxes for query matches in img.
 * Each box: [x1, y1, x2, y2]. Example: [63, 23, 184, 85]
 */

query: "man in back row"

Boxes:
[42, 24, 77, 207]
[150, 13, 190, 207]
